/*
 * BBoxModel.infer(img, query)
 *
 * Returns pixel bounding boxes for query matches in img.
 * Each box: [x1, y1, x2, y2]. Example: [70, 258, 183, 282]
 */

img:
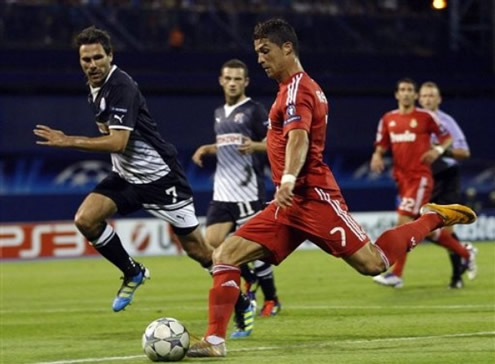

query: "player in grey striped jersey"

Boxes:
[193, 60, 281, 336]
[34, 26, 213, 312]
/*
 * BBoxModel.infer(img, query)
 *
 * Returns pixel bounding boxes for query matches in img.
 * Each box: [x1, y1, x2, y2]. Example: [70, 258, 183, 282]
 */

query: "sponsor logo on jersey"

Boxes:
[113, 114, 124, 123]
[215, 117, 221, 123]
[216, 133, 243, 146]
[389, 120, 396, 127]
[390, 130, 417, 143]
[410, 119, 418, 128]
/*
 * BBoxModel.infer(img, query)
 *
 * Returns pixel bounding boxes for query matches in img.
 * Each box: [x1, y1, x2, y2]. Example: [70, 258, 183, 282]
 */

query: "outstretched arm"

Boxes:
[33, 124, 130, 153]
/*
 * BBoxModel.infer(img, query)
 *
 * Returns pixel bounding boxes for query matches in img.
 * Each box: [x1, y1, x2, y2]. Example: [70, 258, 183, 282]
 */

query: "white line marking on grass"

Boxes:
[232, 330, 495, 352]
[33, 331, 495, 364]
[292, 304, 495, 310]
[4, 304, 494, 314]
[34, 355, 145, 364]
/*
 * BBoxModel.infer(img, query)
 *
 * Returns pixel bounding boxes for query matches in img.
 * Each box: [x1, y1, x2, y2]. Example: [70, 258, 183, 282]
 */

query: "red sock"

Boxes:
[205, 265, 241, 339]
[433, 229, 469, 259]
[391, 253, 407, 277]
[375, 213, 442, 267]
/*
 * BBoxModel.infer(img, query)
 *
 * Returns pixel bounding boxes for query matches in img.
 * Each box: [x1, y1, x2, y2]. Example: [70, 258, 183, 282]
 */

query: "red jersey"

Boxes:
[267, 72, 340, 196]
[375, 107, 450, 180]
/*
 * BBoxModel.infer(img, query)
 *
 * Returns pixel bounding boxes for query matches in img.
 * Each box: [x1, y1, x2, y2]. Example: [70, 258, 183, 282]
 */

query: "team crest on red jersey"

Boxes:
[410, 119, 418, 128]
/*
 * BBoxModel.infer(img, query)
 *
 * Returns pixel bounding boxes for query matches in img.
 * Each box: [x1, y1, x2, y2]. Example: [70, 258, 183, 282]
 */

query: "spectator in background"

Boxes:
[370, 78, 476, 289]
[419, 81, 476, 288]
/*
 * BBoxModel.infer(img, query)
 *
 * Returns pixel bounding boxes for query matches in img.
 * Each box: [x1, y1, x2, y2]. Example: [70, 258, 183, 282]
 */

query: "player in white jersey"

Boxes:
[33, 26, 213, 312]
[192, 59, 281, 338]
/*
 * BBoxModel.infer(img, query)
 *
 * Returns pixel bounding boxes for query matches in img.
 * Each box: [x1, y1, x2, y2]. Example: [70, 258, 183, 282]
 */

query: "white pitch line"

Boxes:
[2, 304, 494, 314]
[232, 330, 495, 352]
[33, 331, 495, 364]
[34, 355, 146, 364]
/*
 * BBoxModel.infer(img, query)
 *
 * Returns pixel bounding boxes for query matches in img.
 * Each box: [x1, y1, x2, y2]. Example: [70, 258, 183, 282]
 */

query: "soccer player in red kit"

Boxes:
[370, 79, 475, 288]
[187, 19, 477, 357]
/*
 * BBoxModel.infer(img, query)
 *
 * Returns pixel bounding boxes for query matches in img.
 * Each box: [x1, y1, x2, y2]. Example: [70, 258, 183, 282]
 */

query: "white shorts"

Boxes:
[146, 203, 199, 230]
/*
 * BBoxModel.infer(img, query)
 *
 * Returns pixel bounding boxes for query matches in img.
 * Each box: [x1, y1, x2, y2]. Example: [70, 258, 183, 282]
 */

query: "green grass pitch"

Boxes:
[1, 242, 494, 364]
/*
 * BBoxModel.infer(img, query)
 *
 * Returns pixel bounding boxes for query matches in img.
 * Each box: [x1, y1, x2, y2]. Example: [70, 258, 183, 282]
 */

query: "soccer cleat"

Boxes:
[230, 303, 255, 339]
[372, 273, 403, 288]
[259, 299, 282, 317]
[112, 264, 150, 312]
[461, 242, 478, 280]
[420, 203, 477, 227]
[186, 338, 226, 357]
[448, 278, 464, 289]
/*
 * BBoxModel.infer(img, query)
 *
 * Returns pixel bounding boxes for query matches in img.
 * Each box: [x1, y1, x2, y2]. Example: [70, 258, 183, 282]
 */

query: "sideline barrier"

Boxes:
[1, 211, 493, 260]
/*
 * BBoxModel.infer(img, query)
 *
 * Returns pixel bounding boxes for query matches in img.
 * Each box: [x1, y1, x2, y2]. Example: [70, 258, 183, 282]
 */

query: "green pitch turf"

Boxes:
[1, 242, 494, 364]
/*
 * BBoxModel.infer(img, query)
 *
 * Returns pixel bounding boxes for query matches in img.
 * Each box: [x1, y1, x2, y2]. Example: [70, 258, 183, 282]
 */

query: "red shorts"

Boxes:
[396, 175, 433, 218]
[234, 188, 370, 265]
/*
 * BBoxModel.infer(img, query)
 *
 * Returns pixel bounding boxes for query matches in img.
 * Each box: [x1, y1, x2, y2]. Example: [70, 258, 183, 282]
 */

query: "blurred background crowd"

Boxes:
[2, 0, 471, 54]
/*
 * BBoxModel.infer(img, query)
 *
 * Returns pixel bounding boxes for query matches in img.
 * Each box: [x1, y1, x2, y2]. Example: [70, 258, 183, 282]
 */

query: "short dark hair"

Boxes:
[253, 18, 299, 56]
[75, 26, 113, 55]
[396, 77, 417, 92]
[221, 59, 249, 78]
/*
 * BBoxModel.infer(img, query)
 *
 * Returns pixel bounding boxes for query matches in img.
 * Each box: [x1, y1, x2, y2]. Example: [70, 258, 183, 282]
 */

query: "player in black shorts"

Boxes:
[34, 26, 213, 312]
[193, 59, 281, 338]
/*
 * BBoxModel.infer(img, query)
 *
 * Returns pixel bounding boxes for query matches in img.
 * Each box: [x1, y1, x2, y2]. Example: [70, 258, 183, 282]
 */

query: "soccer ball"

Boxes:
[142, 317, 190, 362]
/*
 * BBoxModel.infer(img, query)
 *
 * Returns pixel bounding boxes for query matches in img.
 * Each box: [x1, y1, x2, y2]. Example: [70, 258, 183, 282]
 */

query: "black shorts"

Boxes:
[431, 166, 461, 204]
[206, 200, 264, 228]
[93, 169, 199, 231]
